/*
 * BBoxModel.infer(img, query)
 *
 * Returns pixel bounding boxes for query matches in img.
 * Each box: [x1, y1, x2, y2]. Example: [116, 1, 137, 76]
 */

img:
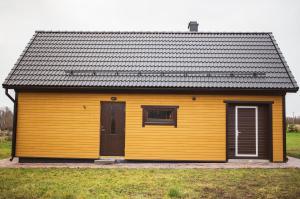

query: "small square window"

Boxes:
[141, 105, 179, 127]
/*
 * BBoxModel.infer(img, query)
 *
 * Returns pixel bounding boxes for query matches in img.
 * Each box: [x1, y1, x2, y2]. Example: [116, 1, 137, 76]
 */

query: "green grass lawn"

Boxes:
[287, 132, 300, 158]
[0, 168, 300, 199]
[0, 140, 11, 159]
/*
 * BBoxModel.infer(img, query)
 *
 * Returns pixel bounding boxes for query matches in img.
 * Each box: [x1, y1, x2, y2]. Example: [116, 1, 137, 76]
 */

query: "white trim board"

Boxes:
[235, 106, 258, 157]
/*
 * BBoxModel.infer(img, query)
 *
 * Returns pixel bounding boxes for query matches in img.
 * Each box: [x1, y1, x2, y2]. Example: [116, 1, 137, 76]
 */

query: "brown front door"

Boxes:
[227, 104, 271, 160]
[235, 106, 257, 157]
[100, 102, 125, 156]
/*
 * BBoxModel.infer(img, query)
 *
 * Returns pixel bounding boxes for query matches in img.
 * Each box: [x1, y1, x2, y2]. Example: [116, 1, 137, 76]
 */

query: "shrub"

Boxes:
[288, 124, 299, 132]
[0, 135, 11, 142]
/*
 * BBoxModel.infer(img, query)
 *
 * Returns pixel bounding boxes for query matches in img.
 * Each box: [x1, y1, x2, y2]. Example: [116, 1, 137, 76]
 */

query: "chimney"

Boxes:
[188, 21, 199, 32]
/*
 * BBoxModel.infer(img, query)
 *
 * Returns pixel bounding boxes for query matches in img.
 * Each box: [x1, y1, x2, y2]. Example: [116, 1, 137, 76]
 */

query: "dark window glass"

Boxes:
[141, 106, 178, 127]
[111, 117, 116, 134]
[110, 106, 116, 134]
[147, 110, 173, 121]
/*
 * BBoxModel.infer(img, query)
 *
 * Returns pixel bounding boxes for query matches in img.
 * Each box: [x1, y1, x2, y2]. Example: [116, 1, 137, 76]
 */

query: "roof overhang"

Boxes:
[3, 85, 298, 94]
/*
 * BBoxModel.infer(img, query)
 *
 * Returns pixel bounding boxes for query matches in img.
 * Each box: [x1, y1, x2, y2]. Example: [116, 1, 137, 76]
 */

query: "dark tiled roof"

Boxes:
[3, 31, 298, 91]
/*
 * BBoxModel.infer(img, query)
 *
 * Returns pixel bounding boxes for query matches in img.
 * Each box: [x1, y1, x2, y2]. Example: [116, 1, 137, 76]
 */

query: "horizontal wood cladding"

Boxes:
[17, 93, 100, 159]
[16, 92, 283, 161]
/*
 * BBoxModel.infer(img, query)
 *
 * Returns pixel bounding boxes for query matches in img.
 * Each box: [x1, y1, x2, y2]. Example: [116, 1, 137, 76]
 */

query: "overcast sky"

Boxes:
[0, 0, 299, 116]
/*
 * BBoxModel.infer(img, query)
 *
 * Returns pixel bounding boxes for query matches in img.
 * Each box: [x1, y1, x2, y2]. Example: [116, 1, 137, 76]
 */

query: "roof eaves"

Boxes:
[2, 84, 298, 93]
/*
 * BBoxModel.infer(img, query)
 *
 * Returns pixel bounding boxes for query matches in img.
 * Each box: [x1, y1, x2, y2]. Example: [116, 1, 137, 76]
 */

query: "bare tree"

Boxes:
[286, 116, 300, 125]
[0, 107, 13, 132]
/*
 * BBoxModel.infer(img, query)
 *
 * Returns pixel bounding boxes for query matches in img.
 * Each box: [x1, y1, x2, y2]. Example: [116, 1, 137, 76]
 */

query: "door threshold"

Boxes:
[95, 156, 125, 164]
[94, 159, 116, 165]
[100, 156, 125, 160]
[228, 159, 269, 163]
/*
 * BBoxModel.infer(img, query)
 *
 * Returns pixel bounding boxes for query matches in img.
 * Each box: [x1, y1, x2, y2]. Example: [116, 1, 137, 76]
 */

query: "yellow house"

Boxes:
[3, 22, 298, 163]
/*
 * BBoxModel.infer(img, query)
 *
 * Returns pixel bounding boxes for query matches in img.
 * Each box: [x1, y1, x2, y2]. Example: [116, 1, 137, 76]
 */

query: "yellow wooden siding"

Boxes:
[16, 92, 283, 161]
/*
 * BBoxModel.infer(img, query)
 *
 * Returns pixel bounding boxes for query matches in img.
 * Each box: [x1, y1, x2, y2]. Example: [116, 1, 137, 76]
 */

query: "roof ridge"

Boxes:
[35, 30, 273, 34]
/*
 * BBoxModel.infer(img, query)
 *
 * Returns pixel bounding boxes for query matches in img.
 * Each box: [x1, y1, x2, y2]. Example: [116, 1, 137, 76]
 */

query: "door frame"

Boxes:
[99, 101, 126, 156]
[235, 106, 258, 157]
[224, 100, 273, 162]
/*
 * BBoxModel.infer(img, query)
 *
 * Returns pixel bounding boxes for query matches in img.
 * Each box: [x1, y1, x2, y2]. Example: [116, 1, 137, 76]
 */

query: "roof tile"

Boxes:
[2, 31, 298, 91]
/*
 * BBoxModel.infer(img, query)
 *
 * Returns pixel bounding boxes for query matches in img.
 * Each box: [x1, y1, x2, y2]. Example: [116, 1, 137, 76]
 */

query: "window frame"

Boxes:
[141, 105, 179, 127]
